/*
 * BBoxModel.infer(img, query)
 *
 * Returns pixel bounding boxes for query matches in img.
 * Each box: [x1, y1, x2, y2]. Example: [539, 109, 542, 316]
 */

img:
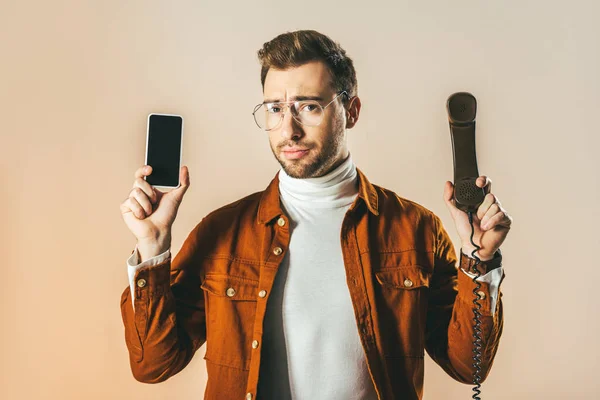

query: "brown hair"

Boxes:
[257, 30, 358, 104]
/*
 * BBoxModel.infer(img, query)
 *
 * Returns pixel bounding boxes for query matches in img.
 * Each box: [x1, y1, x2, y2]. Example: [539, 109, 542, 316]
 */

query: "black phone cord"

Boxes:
[467, 210, 484, 399]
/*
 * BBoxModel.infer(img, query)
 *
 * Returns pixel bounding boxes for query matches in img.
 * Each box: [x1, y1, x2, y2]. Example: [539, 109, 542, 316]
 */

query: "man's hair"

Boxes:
[257, 30, 358, 103]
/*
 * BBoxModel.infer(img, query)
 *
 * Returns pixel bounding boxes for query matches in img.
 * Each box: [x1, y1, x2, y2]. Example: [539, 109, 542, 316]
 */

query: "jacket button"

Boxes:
[136, 278, 147, 288]
[403, 278, 413, 287]
[273, 247, 283, 256]
[246, 393, 253, 400]
[258, 290, 267, 298]
[477, 290, 486, 300]
[226, 287, 236, 297]
[277, 217, 286, 226]
[252, 340, 259, 349]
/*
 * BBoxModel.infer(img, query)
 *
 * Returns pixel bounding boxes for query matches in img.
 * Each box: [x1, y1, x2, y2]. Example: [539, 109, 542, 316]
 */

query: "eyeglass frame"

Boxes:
[252, 90, 349, 131]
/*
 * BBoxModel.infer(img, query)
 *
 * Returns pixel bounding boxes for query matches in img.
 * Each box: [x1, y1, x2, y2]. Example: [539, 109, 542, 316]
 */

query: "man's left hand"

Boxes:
[443, 176, 513, 260]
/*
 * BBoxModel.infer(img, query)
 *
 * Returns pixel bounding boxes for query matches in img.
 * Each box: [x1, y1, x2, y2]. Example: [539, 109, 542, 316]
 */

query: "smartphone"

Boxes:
[144, 113, 184, 189]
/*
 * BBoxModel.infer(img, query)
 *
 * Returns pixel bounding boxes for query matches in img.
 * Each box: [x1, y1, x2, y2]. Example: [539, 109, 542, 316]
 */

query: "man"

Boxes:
[119, 30, 511, 400]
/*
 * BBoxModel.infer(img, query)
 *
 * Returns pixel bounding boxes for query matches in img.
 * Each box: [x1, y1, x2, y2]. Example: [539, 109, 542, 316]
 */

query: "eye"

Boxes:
[266, 104, 282, 114]
[299, 102, 319, 113]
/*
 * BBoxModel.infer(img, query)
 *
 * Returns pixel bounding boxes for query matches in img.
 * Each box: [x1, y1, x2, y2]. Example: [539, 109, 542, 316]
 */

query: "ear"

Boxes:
[345, 96, 361, 129]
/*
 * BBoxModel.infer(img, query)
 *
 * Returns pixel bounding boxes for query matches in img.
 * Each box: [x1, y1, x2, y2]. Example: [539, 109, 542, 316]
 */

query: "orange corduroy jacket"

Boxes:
[120, 167, 505, 400]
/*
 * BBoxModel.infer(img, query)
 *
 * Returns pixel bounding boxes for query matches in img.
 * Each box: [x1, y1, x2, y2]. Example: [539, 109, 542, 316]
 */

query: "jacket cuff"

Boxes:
[132, 256, 172, 305]
[456, 261, 506, 316]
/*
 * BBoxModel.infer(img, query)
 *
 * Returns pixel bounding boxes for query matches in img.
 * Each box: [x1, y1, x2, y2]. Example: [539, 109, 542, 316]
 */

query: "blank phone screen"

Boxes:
[145, 114, 183, 187]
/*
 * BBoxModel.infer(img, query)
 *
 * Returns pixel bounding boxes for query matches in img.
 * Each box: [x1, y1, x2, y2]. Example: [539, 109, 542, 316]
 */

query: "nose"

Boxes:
[279, 105, 303, 141]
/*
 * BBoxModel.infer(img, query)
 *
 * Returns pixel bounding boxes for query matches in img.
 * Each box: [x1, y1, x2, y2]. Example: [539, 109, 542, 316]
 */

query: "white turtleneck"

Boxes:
[257, 153, 379, 400]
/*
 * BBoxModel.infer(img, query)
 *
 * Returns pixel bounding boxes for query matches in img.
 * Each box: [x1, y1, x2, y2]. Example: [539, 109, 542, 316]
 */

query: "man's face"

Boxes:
[262, 61, 349, 179]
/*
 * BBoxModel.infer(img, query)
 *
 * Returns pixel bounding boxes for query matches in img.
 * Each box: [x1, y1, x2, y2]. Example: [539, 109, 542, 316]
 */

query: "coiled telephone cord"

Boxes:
[467, 210, 484, 399]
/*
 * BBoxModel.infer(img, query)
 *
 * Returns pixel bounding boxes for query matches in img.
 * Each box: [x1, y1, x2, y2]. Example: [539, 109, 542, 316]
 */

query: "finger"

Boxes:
[477, 192, 498, 221]
[130, 187, 154, 216]
[480, 203, 500, 229]
[135, 165, 152, 180]
[133, 177, 157, 204]
[481, 209, 509, 230]
[476, 175, 492, 194]
[121, 197, 147, 219]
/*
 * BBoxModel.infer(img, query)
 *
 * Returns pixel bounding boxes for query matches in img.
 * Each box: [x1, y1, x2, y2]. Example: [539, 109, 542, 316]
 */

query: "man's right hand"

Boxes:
[120, 165, 190, 260]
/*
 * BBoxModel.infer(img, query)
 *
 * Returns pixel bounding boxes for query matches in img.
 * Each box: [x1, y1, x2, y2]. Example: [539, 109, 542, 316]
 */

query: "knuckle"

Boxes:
[128, 199, 142, 217]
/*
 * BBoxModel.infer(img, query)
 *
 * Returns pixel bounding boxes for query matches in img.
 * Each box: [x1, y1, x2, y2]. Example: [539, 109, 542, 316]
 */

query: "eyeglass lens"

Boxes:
[254, 101, 325, 130]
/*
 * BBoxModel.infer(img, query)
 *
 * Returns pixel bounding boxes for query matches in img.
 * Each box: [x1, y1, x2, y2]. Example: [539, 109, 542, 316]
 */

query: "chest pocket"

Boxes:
[373, 265, 431, 358]
[375, 265, 430, 290]
[200, 274, 260, 370]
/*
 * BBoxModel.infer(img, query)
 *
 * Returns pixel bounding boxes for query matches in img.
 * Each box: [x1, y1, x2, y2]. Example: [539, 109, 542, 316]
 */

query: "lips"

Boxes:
[282, 148, 310, 160]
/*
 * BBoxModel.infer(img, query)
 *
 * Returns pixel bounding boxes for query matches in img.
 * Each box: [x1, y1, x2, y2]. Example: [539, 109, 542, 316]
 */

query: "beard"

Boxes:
[270, 118, 346, 179]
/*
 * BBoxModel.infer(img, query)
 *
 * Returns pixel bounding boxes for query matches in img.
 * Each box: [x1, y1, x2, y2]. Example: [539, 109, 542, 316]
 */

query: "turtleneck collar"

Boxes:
[278, 153, 359, 209]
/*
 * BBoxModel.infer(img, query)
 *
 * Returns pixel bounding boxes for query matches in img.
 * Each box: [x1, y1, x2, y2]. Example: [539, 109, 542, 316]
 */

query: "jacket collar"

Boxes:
[257, 166, 379, 225]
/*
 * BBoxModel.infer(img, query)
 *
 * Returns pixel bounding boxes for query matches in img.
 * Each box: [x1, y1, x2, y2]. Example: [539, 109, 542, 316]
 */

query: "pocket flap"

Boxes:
[375, 265, 430, 289]
[201, 274, 259, 301]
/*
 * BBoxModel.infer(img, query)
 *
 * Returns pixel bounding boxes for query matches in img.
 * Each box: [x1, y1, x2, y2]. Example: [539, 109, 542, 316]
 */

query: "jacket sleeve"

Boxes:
[424, 213, 506, 384]
[119, 220, 207, 383]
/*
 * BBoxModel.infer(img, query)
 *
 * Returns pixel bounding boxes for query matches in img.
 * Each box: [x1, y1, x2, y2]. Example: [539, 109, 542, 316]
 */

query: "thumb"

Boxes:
[169, 166, 190, 204]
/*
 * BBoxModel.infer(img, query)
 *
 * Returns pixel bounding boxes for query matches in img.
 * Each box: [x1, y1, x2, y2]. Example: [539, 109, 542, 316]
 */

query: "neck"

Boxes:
[278, 153, 358, 208]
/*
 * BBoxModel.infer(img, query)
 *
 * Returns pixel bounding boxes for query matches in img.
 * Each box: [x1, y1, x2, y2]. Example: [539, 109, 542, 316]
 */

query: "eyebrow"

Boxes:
[263, 95, 324, 104]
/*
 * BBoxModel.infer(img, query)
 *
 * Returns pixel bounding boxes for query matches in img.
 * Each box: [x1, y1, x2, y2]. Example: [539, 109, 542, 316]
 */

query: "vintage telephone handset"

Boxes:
[446, 92, 486, 399]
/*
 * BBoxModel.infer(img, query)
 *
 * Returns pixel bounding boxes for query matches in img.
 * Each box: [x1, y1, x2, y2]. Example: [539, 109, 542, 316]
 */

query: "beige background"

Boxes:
[1, 0, 598, 399]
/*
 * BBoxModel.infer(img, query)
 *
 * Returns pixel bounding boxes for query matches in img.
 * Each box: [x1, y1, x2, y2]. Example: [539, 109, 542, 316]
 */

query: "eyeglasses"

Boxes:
[252, 91, 348, 131]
